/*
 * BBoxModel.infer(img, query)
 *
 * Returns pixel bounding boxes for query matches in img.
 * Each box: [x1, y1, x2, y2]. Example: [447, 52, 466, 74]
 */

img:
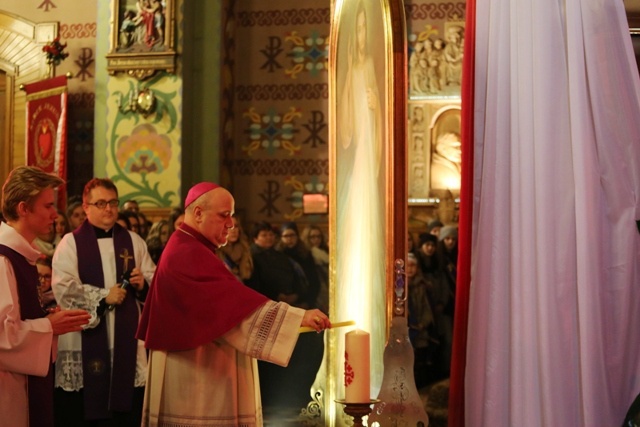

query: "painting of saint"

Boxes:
[335, 0, 387, 396]
[117, 0, 167, 52]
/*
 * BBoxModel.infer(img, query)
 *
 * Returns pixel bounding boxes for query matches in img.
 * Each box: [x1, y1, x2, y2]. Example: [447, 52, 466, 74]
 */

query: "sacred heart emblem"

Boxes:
[344, 352, 354, 386]
[38, 123, 53, 160]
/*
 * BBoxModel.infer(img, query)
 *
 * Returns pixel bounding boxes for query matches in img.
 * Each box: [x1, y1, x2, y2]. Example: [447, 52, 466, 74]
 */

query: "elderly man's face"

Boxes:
[196, 189, 235, 248]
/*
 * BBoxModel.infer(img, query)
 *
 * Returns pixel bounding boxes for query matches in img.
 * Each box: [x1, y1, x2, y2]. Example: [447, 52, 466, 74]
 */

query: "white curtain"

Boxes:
[466, 0, 640, 425]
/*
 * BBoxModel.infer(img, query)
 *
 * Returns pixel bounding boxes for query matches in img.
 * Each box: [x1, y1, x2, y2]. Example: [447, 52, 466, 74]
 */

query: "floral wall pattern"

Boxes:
[105, 73, 182, 207]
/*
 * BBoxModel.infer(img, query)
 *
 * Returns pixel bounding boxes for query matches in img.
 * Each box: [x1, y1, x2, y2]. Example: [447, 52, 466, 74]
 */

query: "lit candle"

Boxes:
[344, 329, 370, 402]
[299, 319, 356, 333]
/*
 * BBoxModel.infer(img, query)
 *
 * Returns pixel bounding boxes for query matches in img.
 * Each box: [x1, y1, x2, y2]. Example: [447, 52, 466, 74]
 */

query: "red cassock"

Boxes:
[136, 223, 268, 351]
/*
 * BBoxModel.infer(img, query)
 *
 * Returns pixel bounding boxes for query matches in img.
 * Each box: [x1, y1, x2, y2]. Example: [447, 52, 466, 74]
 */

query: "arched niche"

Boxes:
[0, 10, 58, 182]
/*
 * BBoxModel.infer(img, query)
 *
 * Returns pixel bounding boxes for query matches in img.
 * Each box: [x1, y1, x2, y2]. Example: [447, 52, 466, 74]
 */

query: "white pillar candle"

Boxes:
[344, 329, 370, 402]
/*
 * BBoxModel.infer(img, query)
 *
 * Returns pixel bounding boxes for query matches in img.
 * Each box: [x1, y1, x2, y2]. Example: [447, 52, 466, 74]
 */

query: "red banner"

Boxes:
[23, 75, 68, 210]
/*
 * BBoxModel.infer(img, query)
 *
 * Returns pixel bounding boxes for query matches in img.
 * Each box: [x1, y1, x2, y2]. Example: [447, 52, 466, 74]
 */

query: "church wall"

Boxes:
[227, 0, 331, 232]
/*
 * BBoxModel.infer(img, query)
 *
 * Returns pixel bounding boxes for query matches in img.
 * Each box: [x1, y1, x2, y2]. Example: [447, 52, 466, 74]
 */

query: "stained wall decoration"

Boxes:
[229, 2, 331, 227]
[104, 73, 182, 208]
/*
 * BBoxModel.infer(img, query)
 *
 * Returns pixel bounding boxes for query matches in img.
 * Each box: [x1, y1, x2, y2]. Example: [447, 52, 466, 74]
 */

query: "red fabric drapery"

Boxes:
[448, 0, 475, 424]
[23, 75, 68, 211]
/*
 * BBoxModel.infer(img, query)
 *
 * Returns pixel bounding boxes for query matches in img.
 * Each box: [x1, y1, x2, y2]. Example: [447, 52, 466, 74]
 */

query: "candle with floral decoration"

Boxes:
[344, 329, 370, 402]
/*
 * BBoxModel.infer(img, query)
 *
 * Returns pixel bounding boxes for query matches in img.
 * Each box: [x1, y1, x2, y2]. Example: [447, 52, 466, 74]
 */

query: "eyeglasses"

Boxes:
[281, 233, 297, 238]
[38, 274, 52, 282]
[87, 199, 119, 210]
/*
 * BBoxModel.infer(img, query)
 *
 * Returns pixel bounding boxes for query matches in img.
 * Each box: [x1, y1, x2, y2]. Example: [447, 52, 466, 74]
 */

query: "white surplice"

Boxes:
[52, 229, 156, 391]
[142, 301, 304, 427]
[0, 222, 55, 427]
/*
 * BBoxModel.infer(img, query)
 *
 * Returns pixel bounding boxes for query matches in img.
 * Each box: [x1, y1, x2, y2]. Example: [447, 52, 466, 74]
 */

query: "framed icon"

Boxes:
[106, 0, 177, 79]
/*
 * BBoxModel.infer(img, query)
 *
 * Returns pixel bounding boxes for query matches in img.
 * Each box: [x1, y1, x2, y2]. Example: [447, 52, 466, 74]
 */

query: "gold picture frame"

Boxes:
[106, 0, 177, 80]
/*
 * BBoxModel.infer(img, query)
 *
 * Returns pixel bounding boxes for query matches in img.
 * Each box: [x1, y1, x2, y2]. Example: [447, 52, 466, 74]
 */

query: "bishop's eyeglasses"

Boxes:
[87, 199, 120, 210]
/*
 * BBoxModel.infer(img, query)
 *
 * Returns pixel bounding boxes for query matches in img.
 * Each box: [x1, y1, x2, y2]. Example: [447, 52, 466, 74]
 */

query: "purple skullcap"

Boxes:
[184, 182, 221, 208]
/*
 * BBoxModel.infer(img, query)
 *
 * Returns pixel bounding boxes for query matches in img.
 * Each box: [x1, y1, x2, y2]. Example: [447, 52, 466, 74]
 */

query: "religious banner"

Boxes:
[24, 75, 68, 210]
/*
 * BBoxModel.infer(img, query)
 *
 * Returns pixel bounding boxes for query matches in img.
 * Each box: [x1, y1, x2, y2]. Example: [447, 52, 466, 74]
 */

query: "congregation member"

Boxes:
[250, 220, 323, 414]
[406, 252, 436, 388]
[54, 209, 71, 239]
[250, 221, 307, 306]
[137, 211, 150, 239]
[216, 216, 253, 283]
[408, 230, 417, 254]
[0, 166, 90, 427]
[121, 209, 141, 234]
[122, 199, 139, 213]
[300, 225, 329, 312]
[116, 211, 132, 230]
[145, 219, 170, 264]
[52, 178, 156, 426]
[66, 200, 86, 231]
[437, 225, 458, 309]
[414, 232, 453, 381]
[166, 207, 184, 238]
[137, 182, 330, 427]
[426, 219, 444, 238]
[122, 199, 149, 237]
[276, 221, 321, 308]
[36, 256, 58, 312]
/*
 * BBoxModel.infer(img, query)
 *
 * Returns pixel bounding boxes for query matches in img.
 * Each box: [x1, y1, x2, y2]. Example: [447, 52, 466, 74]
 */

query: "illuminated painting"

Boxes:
[327, 0, 407, 424]
[334, 0, 387, 407]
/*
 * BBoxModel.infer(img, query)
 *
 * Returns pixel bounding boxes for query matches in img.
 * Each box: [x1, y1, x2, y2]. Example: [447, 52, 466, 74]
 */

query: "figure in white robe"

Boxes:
[52, 228, 156, 396]
[0, 166, 89, 427]
[336, 0, 386, 397]
[0, 223, 56, 427]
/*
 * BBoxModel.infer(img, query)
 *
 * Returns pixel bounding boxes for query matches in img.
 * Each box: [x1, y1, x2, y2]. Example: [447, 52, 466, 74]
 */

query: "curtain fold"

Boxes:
[447, 0, 476, 424]
[464, 0, 640, 425]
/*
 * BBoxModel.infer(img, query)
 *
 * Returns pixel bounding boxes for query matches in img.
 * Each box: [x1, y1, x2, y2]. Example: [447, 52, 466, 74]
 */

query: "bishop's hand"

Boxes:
[301, 309, 331, 332]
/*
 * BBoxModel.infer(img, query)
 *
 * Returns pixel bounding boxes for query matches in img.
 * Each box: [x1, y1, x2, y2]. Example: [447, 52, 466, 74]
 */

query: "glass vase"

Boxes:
[368, 316, 429, 427]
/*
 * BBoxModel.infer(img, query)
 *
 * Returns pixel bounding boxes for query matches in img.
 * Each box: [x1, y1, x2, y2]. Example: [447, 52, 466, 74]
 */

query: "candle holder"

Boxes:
[335, 399, 380, 427]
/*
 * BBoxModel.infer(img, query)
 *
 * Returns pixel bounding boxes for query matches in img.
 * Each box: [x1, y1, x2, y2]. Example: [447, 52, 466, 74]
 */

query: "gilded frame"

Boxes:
[106, 0, 176, 80]
[323, 0, 407, 424]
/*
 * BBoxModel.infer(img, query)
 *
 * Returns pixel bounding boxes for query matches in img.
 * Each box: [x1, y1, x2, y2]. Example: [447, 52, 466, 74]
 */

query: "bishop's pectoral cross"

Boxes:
[119, 248, 133, 272]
